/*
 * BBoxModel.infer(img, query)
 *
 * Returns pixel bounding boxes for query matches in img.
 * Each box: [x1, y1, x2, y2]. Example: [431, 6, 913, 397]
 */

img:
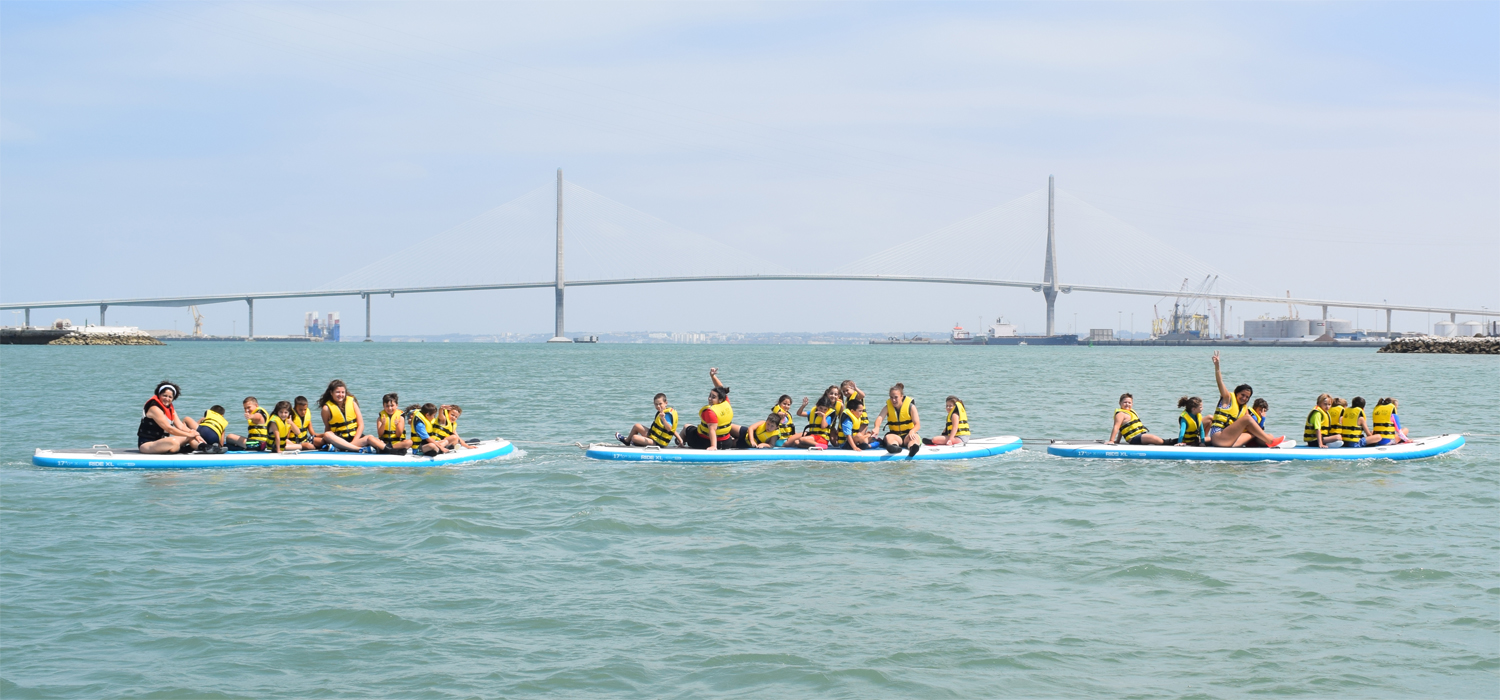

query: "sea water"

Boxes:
[1, 344, 1496, 698]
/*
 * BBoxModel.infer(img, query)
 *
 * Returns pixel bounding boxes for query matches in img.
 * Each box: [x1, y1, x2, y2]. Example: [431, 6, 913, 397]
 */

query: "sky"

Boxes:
[2, 1, 1496, 337]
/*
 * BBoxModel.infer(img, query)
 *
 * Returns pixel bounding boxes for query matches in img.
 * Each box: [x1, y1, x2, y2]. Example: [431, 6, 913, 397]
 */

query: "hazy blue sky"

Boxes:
[2, 1, 1495, 336]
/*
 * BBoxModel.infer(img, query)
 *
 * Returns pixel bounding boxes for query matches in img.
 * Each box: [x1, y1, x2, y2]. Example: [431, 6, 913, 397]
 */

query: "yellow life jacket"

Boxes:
[1211, 396, 1242, 430]
[804, 406, 833, 439]
[199, 410, 228, 439]
[1116, 408, 1147, 441]
[884, 396, 915, 435]
[378, 409, 405, 444]
[749, 421, 782, 446]
[430, 411, 457, 440]
[246, 406, 270, 443]
[944, 401, 970, 437]
[1304, 407, 1331, 444]
[1340, 406, 1365, 441]
[267, 414, 292, 450]
[1179, 411, 1202, 445]
[411, 411, 437, 445]
[773, 405, 796, 440]
[290, 408, 312, 442]
[1327, 406, 1344, 439]
[647, 408, 679, 447]
[832, 408, 868, 447]
[696, 401, 733, 439]
[325, 398, 359, 440]
[1370, 404, 1397, 441]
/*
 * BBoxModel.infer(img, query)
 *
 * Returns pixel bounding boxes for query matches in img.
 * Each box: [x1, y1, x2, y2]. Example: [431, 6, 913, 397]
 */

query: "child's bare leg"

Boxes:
[322, 433, 352, 450]
[1238, 414, 1276, 444]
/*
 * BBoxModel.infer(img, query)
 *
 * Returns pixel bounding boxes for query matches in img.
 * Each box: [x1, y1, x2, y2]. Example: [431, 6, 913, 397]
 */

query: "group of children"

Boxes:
[136, 379, 475, 456]
[616, 369, 973, 456]
[1107, 352, 1412, 449]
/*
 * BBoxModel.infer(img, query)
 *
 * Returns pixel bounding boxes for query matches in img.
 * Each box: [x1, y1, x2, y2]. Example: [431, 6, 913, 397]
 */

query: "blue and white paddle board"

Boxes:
[585, 435, 1021, 463]
[32, 438, 517, 469]
[1045, 434, 1464, 462]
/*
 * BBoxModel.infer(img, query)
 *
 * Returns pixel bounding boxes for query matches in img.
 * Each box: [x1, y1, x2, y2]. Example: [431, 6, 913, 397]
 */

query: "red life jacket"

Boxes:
[138, 395, 179, 445]
[144, 395, 177, 422]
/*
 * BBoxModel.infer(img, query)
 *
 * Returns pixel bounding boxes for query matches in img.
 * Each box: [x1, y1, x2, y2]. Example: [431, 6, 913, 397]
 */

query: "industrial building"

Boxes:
[304, 312, 341, 342]
[1242, 318, 1356, 340]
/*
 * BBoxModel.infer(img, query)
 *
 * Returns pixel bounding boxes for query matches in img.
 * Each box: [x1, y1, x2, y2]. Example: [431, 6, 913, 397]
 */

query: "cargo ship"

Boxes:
[979, 317, 1078, 346]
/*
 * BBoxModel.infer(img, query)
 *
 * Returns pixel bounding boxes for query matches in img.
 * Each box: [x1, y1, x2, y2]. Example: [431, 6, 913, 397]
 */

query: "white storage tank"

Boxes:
[1433, 320, 1456, 337]
[1326, 319, 1354, 335]
[1459, 321, 1483, 337]
[1284, 319, 1312, 337]
[1244, 320, 1278, 338]
[1306, 320, 1330, 337]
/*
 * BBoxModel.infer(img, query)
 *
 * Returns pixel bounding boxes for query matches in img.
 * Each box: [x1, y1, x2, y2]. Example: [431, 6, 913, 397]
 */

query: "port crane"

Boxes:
[189, 306, 204, 337]
[1152, 276, 1217, 339]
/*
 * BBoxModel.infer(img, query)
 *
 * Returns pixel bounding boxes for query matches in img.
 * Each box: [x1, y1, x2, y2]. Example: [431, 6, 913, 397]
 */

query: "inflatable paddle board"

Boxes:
[32, 438, 517, 469]
[1045, 434, 1464, 462]
[585, 435, 1021, 463]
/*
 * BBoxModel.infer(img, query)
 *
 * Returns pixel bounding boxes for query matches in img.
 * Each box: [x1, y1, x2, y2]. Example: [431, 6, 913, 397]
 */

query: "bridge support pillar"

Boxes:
[548, 168, 572, 343]
[1321, 305, 1327, 320]
[247, 298, 254, 339]
[24, 308, 30, 328]
[1041, 175, 1059, 336]
[365, 294, 372, 342]
[1386, 308, 1392, 333]
[1450, 312, 1456, 323]
[99, 304, 107, 326]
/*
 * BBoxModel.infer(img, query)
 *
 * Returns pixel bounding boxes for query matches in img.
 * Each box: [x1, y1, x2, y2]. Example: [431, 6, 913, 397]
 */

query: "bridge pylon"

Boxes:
[548, 168, 572, 343]
[1042, 175, 1059, 336]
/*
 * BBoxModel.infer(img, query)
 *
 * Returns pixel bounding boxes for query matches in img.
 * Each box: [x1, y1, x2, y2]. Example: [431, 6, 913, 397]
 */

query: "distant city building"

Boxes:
[1088, 329, 1113, 341]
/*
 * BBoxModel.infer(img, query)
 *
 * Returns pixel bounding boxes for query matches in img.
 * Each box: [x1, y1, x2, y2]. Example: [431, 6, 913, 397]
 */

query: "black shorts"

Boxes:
[683, 428, 732, 450]
[379, 447, 409, 456]
[1127, 435, 1145, 445]
[196, 426, 222, 446]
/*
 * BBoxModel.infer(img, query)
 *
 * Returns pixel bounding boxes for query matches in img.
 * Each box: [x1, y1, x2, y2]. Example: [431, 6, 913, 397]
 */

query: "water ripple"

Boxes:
[2, 344, 1496, 698]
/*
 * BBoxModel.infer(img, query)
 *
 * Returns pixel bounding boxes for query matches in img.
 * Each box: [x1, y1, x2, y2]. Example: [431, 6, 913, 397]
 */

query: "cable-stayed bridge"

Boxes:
[3, 171, 1494, 339]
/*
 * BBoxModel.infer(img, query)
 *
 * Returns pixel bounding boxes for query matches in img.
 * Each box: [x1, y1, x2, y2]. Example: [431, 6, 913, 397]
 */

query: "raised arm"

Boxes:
[709, 367, 725, 390]
[1212, 352, 1232, 403]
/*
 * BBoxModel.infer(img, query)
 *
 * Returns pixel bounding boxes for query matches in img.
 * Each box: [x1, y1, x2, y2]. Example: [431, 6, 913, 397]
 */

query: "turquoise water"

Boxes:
[2, 344, 1496, 698]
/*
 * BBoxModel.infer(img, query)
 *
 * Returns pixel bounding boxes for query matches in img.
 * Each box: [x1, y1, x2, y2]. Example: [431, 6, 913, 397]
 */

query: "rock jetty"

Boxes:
[48, 333, 165, 346]
[1378, 337, 1498, 355]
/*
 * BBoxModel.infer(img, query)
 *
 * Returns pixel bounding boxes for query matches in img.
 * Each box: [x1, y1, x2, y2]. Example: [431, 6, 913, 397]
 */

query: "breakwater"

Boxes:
[46, 333, 164, 346]
[1378, 336, 1499, 354]
[0, 327, 164, 346]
